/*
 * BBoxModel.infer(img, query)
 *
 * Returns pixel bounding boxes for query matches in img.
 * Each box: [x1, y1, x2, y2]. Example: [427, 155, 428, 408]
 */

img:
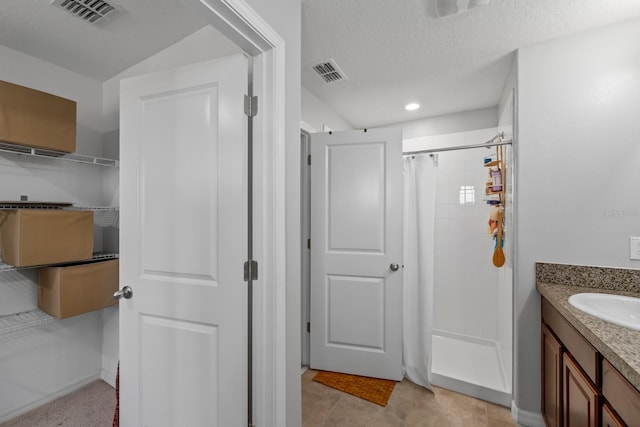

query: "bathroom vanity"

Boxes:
[537, 263, 640, 427]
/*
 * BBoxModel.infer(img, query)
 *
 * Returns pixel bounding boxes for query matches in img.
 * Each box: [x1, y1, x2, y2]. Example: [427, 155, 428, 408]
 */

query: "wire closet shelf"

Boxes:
[0, 141, 119, 167]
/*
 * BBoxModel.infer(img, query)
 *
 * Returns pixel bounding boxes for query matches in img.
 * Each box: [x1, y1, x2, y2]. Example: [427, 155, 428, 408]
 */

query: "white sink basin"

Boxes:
[568, 293, 640, 331]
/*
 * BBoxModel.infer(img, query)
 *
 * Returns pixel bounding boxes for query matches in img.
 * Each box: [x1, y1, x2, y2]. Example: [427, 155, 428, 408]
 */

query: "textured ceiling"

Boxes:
[0, 0, 209, 81]
[302, 0, 640, 128]
[1, 1, 640, 129]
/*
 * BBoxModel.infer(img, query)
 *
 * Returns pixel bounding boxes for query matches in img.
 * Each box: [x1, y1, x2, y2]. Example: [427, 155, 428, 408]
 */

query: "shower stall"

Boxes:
[426, 138, 513, 406]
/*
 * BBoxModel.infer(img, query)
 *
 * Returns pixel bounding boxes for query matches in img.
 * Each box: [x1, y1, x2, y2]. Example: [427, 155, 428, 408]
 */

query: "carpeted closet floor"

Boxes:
[0, 380, 116, 427]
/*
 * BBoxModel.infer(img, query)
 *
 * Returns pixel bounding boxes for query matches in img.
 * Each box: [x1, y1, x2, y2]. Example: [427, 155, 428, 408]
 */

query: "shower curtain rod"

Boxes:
[402, 139, 512, 156]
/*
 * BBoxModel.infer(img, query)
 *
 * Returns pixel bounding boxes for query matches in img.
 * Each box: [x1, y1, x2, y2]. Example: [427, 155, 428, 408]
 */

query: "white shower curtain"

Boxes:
[402, 153, 436, 390]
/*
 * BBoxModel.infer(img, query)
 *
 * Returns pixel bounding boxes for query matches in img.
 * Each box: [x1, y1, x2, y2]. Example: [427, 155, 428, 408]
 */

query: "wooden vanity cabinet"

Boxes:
[542, 296, 640, 427]
[602, 403, 625, 427]
[542, 297, 600, 427]
[542, 298, 599, 383]
[563, 352, 599, 427]
[543, 324, 563, 427]
[602, 359, 640, 427]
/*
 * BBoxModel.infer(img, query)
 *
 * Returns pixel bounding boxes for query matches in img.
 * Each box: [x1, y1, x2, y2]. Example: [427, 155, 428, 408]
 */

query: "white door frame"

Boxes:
[181, 1, 287, 425]
[300, 121, 316, 370]
[299, 127, 312, 369]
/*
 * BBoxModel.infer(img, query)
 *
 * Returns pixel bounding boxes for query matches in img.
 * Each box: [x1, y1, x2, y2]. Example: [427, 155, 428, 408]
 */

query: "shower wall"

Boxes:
[433, 146, 501, 338]
[432, 141, 512, 399]
[437, 145, 511, 319]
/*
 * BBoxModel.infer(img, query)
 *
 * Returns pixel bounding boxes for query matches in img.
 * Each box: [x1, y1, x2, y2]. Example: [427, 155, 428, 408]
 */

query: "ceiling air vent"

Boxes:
[435, 0, 490, 18]
[50, 0, 124, 25]
[311, 59, 347, 84]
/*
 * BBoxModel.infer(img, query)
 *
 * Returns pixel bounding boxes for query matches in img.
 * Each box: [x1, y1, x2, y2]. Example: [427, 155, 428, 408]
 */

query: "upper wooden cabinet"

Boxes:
[0, 80, 76, 153]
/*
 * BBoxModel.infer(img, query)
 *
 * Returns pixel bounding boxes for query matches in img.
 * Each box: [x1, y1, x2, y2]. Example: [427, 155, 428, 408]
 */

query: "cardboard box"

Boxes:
[38, 259, 119, 319]
[0, 80, 76, 153]
[0, 210, 93, 267]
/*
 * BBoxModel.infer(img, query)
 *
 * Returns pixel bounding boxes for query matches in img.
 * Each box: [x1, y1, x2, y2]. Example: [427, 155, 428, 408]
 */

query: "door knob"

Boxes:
[113, 286, 133, 300]
[390, 263, 399, 271]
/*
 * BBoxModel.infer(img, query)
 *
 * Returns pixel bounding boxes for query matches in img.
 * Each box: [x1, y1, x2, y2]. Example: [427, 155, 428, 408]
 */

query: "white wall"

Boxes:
[301, 88, 497, 137]
[514, 17, 640, 422]
[301, 87, 353, 132]
[0, 46, 108, 423]
[399, 107, 498, 140]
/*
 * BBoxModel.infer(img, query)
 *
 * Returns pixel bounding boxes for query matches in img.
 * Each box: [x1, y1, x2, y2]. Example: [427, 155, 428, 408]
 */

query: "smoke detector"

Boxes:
[435, 0, 490, 18]
[310, 59, 347, 84]
[50, 0, 125, 25]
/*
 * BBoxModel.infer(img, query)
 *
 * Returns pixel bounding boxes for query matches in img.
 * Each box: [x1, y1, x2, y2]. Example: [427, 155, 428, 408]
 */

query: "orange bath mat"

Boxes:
[312, 371, 397, 406]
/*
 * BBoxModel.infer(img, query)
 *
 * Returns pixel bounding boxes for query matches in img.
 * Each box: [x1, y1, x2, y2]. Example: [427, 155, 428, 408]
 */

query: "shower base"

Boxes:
[431, 330, 511, 407]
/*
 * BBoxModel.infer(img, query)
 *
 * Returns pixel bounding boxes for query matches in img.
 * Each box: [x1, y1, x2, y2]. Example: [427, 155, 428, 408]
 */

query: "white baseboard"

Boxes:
[101, 367, 117, 388]
[101, 354, 119, 388]
[0, 371, 102, 424]
[511, 401, 545, 427]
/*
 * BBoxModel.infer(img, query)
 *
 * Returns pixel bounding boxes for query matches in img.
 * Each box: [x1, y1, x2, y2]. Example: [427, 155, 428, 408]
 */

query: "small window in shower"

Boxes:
[459, 186, 475, 204]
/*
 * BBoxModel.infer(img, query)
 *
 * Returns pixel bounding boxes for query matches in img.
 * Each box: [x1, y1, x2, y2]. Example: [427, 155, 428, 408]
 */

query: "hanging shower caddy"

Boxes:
[484, 145, 505, 205]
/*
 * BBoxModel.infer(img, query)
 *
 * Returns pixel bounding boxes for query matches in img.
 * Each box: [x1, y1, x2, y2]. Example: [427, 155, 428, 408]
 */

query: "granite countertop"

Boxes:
[537, 281, 640, 391]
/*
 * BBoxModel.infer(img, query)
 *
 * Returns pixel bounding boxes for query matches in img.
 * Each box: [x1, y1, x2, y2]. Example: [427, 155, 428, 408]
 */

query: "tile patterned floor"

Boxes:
[302, 369, 516, 427]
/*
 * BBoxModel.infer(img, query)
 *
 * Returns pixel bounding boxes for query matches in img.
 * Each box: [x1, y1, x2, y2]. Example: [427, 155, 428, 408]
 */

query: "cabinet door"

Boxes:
[603, 358, 640, 427]
[602, 402, 625, 427]
[542, 324, 563, 427]
[564, 353, 599, 427]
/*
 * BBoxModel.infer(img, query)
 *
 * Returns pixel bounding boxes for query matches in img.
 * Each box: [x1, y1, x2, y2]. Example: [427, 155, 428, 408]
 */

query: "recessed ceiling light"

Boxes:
[405, 103, 420, 111]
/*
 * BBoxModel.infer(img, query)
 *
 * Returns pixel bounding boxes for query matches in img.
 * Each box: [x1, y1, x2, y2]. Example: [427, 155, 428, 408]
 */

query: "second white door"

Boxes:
[309, 128, 403, 381]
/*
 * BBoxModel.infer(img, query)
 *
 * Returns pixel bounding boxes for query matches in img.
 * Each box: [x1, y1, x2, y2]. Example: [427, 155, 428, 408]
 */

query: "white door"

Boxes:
[119, 54, 248, 426]
[309, 128, 403, 381]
